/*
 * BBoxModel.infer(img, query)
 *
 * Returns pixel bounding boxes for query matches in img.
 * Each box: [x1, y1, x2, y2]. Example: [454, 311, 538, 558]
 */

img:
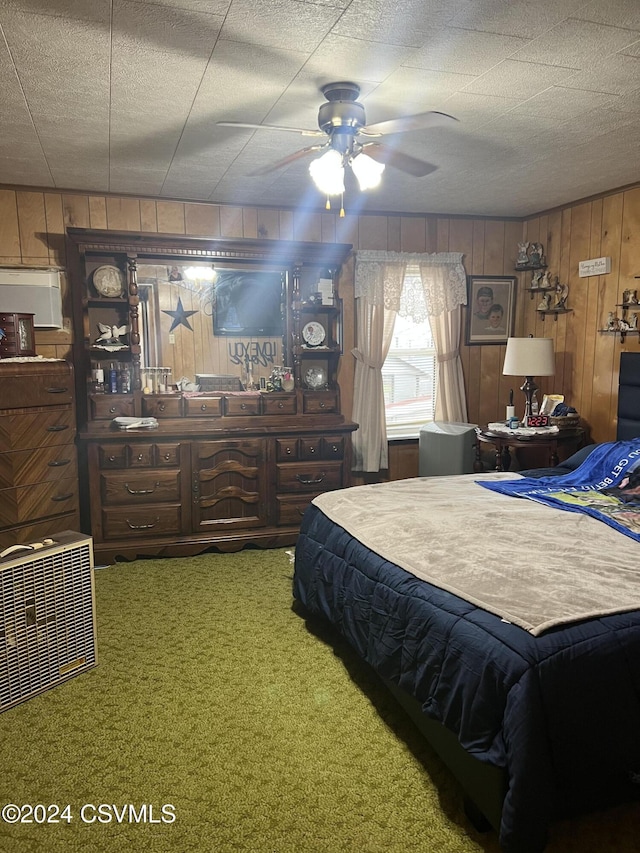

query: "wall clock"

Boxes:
[93, 265, 124, 298]
[302, 321, 326, 347]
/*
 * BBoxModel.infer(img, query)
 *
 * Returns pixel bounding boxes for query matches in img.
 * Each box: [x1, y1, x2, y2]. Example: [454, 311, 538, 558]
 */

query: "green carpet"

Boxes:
[1, 548, 638, 853]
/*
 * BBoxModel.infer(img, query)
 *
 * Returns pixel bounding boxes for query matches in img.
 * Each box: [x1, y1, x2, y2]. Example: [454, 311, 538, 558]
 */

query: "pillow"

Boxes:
[518, 443, 597, 479]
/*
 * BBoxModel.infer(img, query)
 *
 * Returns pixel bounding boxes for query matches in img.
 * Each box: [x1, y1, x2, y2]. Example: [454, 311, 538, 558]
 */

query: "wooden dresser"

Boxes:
[82, 394, 356, 563]
[66, 228, 357, 563]
[0, 360, 80, 550]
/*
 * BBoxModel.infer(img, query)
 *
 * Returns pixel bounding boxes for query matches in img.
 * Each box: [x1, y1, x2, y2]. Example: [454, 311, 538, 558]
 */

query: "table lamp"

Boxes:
[502, 336, 555, 422]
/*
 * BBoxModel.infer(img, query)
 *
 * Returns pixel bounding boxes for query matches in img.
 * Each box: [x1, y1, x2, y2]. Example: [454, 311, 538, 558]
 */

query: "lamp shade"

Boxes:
[503, 337, 555, 377]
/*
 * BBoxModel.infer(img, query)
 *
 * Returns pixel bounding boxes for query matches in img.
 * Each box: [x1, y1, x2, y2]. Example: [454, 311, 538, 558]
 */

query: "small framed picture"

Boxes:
[465, 275, 517, 346]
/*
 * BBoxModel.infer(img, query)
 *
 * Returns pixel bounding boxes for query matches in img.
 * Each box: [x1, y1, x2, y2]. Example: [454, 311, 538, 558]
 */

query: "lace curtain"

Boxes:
[351, 251, 468, 472]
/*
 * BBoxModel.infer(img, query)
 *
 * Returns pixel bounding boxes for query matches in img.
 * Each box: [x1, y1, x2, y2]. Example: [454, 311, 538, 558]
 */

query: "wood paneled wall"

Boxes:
[1, 182, 638, 459]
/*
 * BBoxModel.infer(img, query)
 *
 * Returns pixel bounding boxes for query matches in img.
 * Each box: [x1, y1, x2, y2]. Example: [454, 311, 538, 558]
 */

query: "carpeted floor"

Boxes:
[1, 547, 638, 853]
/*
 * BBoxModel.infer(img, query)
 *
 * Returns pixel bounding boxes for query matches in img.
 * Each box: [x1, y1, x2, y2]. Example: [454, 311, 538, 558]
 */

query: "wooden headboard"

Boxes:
[617, 352, 640, 440]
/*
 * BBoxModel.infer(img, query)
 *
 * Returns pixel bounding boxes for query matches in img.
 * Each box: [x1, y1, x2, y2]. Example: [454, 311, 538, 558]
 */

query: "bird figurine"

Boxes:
[95, 323, 128, 346]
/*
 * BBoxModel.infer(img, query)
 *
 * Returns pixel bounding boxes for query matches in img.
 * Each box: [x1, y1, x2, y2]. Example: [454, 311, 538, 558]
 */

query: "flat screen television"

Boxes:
[213, 268, 284, 337]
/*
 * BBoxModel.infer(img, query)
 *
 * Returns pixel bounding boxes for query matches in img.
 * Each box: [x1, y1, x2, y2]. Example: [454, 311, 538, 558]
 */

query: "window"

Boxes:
[382, 266, 437, 439]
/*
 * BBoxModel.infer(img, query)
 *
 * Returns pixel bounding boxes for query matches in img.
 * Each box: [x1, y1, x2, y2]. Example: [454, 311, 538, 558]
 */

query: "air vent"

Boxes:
[0, 532, 97, 712]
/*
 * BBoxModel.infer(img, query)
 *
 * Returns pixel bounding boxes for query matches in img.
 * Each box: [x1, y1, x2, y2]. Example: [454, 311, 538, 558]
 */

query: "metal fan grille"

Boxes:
[0, 533, 97, 712]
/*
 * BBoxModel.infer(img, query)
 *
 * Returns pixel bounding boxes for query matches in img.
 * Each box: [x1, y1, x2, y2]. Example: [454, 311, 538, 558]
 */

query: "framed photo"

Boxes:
[465, 275, 516, 346]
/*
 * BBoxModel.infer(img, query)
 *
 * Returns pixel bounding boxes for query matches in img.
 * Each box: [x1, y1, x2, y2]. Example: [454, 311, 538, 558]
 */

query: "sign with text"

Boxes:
[578, 257, 611, 277]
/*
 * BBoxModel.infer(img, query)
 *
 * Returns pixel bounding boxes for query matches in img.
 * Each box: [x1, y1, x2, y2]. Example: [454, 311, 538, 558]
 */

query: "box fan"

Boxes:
[0, 532, 97, 712]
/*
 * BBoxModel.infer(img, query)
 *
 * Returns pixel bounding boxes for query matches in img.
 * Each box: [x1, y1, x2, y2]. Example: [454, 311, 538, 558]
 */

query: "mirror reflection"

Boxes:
[137, 261, 288, 391]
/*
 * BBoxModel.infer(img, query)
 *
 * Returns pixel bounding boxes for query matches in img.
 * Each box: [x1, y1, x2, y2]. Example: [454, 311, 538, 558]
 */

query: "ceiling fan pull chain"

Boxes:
[325, 196, 331, 210]
[340, 194, 345, 218]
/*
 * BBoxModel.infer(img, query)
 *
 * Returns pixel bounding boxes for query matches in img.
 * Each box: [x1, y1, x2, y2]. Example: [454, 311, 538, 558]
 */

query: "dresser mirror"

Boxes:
[136, 259, 289, 391]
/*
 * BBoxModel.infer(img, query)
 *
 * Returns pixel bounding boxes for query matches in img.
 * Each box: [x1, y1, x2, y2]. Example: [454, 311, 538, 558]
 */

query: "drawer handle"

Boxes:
[110, 406, 117, 413]
[46, 424, 69, 432]
[330, 445, 339, 453]
[46, 386, 68, 394]
[285, 447, 292, 455]
[277, 401, 284, 409]
[159, 403, 166, 412]
[296, 473, 325, 485]
[137, 453, 144, 461]
[48, 458, 71, 467]
[319, 401, 326, 409]
[201, 404, 207, 411]
[308, 447, 316, 454]
[125, 481, 160, 495]
[109, 455, 117, 462]
[51, 493, 74, 502]
[126, 518, 160, 530]
[240, 403, 247, 410]
[164, 453, 172, 461]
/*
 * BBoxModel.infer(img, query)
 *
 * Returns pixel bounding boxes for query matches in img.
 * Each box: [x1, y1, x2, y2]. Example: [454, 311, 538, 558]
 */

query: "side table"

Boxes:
[474, 427, 585, 472]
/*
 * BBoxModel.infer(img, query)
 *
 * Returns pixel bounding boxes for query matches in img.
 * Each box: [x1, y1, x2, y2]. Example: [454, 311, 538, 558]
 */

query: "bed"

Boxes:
[292, 352, 640, 853]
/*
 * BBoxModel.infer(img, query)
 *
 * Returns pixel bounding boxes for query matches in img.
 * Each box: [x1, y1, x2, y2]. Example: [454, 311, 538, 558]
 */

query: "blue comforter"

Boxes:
[293, 504, 640, 853]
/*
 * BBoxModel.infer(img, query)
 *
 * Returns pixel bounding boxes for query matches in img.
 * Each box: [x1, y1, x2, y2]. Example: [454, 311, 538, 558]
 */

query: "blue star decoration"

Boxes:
[162, 297, 198, 332]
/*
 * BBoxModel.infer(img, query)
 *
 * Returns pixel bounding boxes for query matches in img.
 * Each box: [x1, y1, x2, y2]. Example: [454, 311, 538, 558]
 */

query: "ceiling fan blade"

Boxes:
[217, 121, 324, 137]
[362, 110, 458, 136]
[361, 143, 438, 178]
[248, 144, 328, 176]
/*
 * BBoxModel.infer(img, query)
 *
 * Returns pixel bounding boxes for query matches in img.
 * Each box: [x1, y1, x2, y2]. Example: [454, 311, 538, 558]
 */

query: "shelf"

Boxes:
[515, 264, 547, 272]
[525, 286, 555, 300]
[299, 302, 338, 313]
[599, 328, 639, 342]
[536, 308, 572, 321]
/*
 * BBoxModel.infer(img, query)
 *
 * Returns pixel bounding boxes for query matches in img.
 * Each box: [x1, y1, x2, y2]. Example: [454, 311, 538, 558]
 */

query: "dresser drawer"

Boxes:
[141, 395, 182, 418]
[90, 395, 136, 420]
[0, 513, 80, 550]
[224, 395, 262, 416]
[0, 409, 76, 452]
[302, 391, 338, 414]
[321, 436, 345, 459]
[101, 505, 182, 539]
[1, 373, 74, 409]
[276, 462, 343, 493]
[184, 396, 223, 418]
[0, 444, 78, 489]
[99, 470, 181, 505]
[276, 438, 299, 461]
[0, 477, 78, 528]
[275, 495, 318, 526]
[262, 394, 296, 415]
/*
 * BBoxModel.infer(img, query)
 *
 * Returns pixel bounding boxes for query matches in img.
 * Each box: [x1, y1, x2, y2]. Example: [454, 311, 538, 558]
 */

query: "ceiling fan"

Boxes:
[217, 82, 458, 204]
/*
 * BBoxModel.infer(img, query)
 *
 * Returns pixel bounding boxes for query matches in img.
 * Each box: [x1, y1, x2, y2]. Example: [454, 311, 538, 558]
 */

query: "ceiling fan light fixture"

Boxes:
[350, 152, 385, 190]
[309, 148, 345, 196]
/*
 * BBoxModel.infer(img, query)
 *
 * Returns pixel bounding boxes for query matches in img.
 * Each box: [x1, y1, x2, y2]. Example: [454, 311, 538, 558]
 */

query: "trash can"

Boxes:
[419, 422, 478, 477]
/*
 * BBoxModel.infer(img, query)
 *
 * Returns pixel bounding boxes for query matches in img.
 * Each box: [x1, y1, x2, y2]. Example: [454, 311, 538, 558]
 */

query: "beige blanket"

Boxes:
[312, 473, 640, 635]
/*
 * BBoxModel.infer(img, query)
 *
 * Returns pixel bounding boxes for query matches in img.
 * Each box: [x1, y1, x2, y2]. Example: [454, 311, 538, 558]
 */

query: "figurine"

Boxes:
[95, 323, 128, 345]
[623, 289, 638, 305]
[516, 241, 530, 267]
[555, 282, 569, 309]
[541, 270, 552, 288]
[529, 243, 544, 267]
[629, 312, 638, 330]
[537, 293, 551, 311]
[607, 312, 618, 331]
[530, 270, 543, 289]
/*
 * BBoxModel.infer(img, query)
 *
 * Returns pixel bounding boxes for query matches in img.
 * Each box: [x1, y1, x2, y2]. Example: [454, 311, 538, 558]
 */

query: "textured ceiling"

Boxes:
[1, 0, 639, 217]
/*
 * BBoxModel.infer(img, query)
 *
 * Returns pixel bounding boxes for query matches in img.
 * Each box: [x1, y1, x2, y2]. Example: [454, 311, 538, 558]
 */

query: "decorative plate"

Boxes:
[305, 366, 327, 389]
[302, 320, 326, 347]
[93, 265, 124, 297]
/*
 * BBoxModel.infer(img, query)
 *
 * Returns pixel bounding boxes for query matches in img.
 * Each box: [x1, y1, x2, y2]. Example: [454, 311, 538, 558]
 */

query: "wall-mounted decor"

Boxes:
[465, 275, 516, 346]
